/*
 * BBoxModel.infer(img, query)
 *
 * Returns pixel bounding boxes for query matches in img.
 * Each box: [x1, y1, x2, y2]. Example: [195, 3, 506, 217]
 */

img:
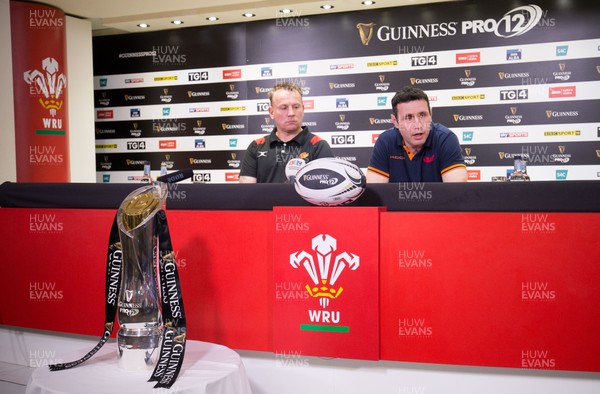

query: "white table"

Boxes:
[26, 340, 252, 394]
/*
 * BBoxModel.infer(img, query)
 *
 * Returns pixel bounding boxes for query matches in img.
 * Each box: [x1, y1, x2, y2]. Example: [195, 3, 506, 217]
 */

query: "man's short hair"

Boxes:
[268, 82, 303, 104]
[391, 86, 431, 117]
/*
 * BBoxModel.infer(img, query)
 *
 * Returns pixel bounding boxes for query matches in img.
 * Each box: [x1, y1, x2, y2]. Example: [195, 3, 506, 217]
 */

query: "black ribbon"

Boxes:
[148, 209, 187, 388]
[49, 208, 186, 389]
[48, 217, 121, 371]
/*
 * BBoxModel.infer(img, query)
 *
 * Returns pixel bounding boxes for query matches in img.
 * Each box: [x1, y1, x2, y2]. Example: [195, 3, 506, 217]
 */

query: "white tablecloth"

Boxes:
[26, 340, 252, 394]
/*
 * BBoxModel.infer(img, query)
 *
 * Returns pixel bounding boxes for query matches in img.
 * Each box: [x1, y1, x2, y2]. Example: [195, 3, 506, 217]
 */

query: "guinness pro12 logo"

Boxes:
[357, 5, 543, 45]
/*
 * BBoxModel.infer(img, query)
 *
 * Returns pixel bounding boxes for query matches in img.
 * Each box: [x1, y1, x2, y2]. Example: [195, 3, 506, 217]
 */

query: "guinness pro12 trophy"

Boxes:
[50, 169, 189, 389]
[116, 182, 166, 369]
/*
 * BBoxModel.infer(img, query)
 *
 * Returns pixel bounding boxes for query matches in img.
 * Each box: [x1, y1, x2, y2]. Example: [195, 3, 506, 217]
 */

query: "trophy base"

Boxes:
[117, 325, 161, 370]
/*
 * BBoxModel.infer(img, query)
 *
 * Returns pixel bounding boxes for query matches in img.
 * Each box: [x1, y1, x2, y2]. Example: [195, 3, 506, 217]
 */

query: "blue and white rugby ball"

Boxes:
[294, 158, 366, 206]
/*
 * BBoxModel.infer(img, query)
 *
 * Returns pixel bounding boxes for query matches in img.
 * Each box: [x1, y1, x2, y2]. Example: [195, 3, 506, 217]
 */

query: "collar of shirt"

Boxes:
[395, 124, 434, 159]
[269, 126, 308, 147]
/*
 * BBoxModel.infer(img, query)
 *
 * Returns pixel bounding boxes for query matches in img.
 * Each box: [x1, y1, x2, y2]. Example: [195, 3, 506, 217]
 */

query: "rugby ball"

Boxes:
[294, 158, 366, 206]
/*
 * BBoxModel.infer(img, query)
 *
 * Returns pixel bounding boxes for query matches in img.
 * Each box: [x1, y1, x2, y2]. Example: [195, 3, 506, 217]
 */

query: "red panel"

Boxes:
[273, 207, 382, 360]
[0, 208, 273, 351]
[379, 212, 600, 372]
[1, 209, 111, 335]
[168, 210, 272, 351]
[11, 2, 70, 182]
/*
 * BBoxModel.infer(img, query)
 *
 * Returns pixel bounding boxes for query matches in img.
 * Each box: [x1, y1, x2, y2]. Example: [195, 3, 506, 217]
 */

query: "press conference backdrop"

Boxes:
[92, 0, 600, 184]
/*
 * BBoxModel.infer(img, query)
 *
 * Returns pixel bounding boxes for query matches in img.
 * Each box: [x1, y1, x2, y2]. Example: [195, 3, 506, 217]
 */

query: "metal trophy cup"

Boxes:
[49, 169, 189, 388]
[116, 182, 167, 370]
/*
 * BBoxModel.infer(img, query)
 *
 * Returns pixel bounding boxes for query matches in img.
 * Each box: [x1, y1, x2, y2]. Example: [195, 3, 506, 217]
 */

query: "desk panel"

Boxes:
[0, 208, 272, 351]
[380, 212, 600, 371]
[2, 206, 599, 372]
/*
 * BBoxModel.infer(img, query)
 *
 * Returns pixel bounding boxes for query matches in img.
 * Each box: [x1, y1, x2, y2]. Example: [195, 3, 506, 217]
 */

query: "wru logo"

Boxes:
[24, 57, 67, 117]
[290, 234, 359, 308]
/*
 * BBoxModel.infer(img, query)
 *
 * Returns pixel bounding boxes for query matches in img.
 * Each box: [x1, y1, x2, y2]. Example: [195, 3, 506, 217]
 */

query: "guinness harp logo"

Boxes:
[596, 65, 600, 74]
[510, 107, 518, 116]
[174, 332, 186, 344]
[465, 148, 472, 156]
[558, 146, 566, 154]
[356, 22, 375, 46]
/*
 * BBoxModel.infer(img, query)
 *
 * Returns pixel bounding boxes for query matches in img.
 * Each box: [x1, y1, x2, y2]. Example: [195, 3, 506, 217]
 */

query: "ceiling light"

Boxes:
[137, 23, 150, 28]
[243, 13, 256, 17]
[171, 20, 184, 25]
[206, 16, 219, 21]
[279, 9, 293, 14]
[361, 1, 376, 5]
[320, 5, 334, 9]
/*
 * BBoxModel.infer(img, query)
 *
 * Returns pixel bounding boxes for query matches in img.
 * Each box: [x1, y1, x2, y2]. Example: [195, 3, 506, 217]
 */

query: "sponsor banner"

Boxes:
[96, 146, 372, 174]
[97, 170, 249, 183]
[93, 0, 600, 183]
[94, 39, 600, 91]
[436, 99, 599, 127]
[380, 212, 600, 371]
[93, 24, 247, 74]
[96, 135, 255, 153]
[461, 141, 595, 167]
[455, 123, 595, 145]
[94, 59, 600, 108]
[95, 117, 249, 139]
[96, 150, 245, 172]
[246, 1, 598, 63]
[273, 207, 381, 360]
[11, 1, 69, 181]
[465, 164, 600, 182]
